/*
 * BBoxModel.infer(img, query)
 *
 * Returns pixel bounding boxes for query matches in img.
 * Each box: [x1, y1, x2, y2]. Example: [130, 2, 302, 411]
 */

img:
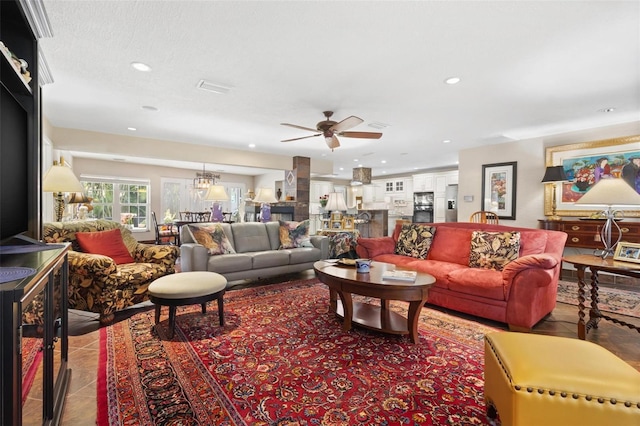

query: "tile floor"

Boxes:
[21, 270, 640, 425]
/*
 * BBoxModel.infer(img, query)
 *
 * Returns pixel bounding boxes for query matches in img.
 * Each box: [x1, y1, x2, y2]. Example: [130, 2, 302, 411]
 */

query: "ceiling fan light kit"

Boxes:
[281, 111, 383, 151]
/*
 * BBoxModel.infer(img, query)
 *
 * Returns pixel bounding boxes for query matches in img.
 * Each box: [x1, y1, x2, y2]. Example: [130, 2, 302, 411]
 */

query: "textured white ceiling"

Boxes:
[39, 1, 640, 180]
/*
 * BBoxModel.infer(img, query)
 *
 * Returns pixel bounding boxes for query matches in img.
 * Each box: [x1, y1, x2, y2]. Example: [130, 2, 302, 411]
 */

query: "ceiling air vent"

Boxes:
[368, 122, 389, 130]
[196, 80, 232, 94]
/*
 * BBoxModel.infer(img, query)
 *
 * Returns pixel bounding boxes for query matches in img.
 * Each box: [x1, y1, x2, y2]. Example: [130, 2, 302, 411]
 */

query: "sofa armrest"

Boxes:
[502, 254, 559, 286]
[310, 235, 329, 260]
[68, 251, 117, 280]
[355, 236, 396, 259]
[179, 243, 210, 272]
[134, 243, 180, 268]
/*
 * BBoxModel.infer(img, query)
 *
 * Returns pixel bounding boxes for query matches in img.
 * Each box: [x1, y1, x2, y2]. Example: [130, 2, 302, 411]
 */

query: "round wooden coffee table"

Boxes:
[314, 260, 435, 343]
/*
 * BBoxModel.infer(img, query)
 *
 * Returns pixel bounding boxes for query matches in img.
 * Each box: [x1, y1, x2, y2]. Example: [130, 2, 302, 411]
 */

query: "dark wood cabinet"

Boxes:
[539, 219, 640, 249]
[0, 241, 71, 425]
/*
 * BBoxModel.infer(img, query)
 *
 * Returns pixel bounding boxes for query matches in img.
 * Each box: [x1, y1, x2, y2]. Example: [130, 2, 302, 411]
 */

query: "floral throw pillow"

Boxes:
[395, 224, 437, 259]
[279, 220, 313, 249]
[469, 231, 520, 271]
[187, 224, 236, 256]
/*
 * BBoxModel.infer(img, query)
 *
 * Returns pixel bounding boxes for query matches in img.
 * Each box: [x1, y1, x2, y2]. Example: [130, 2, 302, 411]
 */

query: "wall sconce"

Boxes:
[42, 157, 84, 222]
[541, 165, 568, 221]
[253, 188, 278, 222]
[575, 178, 640, 258]
[204, 185, 230, 222]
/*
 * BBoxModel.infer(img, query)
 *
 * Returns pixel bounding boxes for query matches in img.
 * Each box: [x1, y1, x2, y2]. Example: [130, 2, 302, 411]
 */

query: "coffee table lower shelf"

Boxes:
[335, 299, 409, 336]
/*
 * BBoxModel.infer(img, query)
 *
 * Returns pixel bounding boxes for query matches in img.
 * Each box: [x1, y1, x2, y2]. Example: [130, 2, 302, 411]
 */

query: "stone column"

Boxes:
[292, 156, 310, 221]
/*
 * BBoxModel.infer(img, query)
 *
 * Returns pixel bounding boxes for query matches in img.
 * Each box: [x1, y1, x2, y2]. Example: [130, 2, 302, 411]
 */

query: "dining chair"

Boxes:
[469, 211, 500, 224]
[152, 211, 178, 245]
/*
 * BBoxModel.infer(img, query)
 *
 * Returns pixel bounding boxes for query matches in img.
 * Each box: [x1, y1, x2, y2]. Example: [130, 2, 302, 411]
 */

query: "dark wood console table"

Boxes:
[539, 219, 640, 249]
[0, 241, 71, 425]
[562, 254, 640, 340]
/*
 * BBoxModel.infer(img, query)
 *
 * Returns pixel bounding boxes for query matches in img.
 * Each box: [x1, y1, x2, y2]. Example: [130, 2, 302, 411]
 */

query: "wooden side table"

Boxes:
[562, 254, 640, 339]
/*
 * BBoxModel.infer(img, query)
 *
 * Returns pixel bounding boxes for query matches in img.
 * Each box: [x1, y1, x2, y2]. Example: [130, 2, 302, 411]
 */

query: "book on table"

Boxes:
[382, 270, 417, 282]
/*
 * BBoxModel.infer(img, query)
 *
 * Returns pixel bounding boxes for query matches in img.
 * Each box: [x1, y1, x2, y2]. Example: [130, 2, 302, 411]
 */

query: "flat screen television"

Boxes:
[0, 84, 31, 242]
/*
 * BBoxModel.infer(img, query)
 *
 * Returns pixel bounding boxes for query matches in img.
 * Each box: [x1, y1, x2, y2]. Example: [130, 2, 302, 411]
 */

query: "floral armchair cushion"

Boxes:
[36, 220, 179, 324]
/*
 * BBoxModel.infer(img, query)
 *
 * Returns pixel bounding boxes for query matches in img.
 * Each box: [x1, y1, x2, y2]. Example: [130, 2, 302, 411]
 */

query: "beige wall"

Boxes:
[458, 121, 640, 228]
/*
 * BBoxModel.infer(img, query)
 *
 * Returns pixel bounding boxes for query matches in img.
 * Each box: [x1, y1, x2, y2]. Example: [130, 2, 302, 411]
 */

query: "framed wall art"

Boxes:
[544, 135, 640, 218]
[613, 241, 640, 264]
[481, 161, 517, 220]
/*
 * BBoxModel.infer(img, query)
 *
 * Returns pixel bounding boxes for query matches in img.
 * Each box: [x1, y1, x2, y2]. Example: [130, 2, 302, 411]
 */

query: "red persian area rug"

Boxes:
[22, 336, 43, 404]
[97, 278, 500, 425]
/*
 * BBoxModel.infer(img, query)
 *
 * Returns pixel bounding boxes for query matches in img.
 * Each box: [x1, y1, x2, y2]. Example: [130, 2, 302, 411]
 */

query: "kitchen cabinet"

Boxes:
[413, 174, 434, 192]
[310, 181, 334, 203]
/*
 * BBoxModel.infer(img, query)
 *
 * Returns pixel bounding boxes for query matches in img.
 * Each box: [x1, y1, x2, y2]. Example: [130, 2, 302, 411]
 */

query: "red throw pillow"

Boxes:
[75, 228, 135, 264]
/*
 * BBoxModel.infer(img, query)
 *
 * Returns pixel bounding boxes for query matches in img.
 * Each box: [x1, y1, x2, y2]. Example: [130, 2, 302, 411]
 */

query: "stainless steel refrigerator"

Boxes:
[445, 184, 458, 222]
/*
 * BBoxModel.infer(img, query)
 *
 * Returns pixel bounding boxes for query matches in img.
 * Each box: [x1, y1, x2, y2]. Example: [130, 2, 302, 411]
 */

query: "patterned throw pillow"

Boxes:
[279, 220, 313, 249]
[187, 224, 236, 256]
[469, 231, 520, 271]
[395, 224, 437, 259]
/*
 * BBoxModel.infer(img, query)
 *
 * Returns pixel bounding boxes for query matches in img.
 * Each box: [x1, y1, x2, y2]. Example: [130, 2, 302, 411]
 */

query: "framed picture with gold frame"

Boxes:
[544, 135, 640, 218]
[613, 241, 640, 263]
[330, 212, 342, 221]
[330, 220, 343, 229]
[343, 216, 355, 230]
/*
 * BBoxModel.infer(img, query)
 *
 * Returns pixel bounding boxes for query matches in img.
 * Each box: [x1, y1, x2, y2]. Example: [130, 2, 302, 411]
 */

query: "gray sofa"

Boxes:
[179, 222, 329, 283]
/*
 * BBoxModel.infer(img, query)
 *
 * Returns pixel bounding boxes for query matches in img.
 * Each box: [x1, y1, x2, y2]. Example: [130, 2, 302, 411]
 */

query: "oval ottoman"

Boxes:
[148, 271, 226, 338]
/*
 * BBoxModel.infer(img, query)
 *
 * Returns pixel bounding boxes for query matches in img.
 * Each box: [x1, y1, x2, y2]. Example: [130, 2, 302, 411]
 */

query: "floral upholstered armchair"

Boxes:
[38, 220, 179, 325]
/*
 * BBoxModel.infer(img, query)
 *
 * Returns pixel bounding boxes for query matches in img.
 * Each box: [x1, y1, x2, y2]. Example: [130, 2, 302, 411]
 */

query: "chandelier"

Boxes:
[193, 164, 220, 190]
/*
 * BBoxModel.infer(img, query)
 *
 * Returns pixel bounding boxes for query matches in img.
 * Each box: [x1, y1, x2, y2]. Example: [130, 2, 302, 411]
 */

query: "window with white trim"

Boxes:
[81, 176, 150, 231]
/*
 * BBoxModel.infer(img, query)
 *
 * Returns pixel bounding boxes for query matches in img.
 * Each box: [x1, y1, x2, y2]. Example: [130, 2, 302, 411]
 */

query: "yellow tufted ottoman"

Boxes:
[484, 332, 640, 426]
[148, 271, 226, 339]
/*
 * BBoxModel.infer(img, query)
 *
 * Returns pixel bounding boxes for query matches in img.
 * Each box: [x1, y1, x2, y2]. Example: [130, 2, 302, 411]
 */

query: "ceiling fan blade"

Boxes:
[326, 134, 340, 149]
[281, 134, 320, 142]
[339, 131, 383, 139]
[330, 115, 363, 132]
[280, 123, 318, 132]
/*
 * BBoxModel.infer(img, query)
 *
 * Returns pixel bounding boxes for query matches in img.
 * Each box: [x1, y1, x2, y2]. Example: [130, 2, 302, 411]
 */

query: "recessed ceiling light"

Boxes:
[599, 107, 616, 113]
[445, 77, 461, 85]
[127, 127, 137, 131]
[353, 159, 359, 162]
[442, 139, 451, 144]
[381, 160, 386, 164]
[130, 62, 151, 72]
[339, 167, 344, 171]
[358, 164, 363, 167]
[382, 171, 387, 174]
[142, 105, 158, 111]
[248, 144, 256, 148]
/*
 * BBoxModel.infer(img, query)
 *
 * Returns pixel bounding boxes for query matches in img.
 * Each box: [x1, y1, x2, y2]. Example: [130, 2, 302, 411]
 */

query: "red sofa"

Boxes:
[355, 222, 567, 331]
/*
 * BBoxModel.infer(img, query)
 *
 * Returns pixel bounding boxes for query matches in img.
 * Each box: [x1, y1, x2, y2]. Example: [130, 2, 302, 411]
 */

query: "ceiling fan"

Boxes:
[280, 111, 383, 150]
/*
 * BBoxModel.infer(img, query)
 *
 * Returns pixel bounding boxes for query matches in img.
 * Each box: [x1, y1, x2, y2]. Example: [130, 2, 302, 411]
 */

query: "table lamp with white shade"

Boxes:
[325, 192, 348, 215]
[574, 178, 640, 258]
[253, 188, 279, 222]
[42, 157, 84, 222]
[204, 184, 230, 222]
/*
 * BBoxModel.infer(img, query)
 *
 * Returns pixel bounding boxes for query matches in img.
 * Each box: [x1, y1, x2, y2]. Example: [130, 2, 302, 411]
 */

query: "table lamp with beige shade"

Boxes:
[42, 157, 84, 222]
[204, 184, 229, 222]
[574, 178, 640, 258]
[253, 188, 278, 222]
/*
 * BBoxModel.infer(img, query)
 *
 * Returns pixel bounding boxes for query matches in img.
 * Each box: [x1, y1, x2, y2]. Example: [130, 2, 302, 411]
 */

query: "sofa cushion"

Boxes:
[286, 247, 323, 264]
[187, 224, 236, 256]
[251, 250, 291, 269]
[395, 224, 436, 259]
[75, 228, 135, 264]
[231, 223, 272, 253]
[469, 231, 520, 271]
[356, 236, 396, 259]
[404, 259, 468, 289]
[519, 231, 548, 256]
[279, 220, 313, 249]
[447, 268, 505, 300]
[208, 253, 252, 274]
[428, 227, 474, 265]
